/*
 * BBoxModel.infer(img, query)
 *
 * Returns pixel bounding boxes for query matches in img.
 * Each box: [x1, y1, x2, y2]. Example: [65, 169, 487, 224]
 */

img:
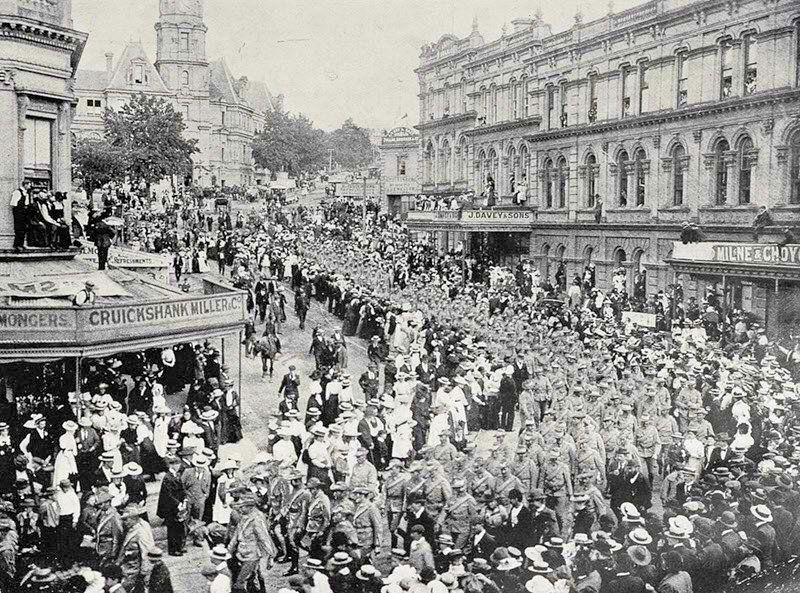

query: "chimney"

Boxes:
[105, 52, 114, 81]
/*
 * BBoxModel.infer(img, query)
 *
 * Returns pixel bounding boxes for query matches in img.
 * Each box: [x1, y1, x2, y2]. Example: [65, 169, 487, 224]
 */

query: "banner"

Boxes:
[0, 272, 131, 299]
[622, 311, 657, 327]
[78, 241, 171, 270]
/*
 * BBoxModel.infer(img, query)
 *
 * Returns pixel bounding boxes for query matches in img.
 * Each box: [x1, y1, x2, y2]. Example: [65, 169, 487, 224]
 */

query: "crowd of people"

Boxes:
[4, 186, 800, 593]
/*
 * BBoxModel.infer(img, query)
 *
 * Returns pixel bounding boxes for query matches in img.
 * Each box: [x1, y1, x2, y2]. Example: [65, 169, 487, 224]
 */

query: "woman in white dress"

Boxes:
[197, 240, 210, 273]
[53, 423, 79, 487]
[212, 459, 237, 525]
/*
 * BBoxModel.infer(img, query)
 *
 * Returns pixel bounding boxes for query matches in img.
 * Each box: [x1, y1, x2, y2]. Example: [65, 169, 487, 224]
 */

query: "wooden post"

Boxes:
[74, 357, 82, 418]
[238, 330, 243, 419]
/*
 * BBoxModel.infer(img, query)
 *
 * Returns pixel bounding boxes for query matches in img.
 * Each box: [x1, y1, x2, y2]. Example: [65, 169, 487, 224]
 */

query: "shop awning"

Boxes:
[666, 241, 800, 281]
[0, 255, 246, 360]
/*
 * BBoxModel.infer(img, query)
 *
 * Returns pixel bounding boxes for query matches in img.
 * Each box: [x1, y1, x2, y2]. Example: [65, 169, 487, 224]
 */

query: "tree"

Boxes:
[327, 119, 373, 171]
[104, 93, 198, 193]
[72, 139, 125, 198]
[252, 108, 326, 176]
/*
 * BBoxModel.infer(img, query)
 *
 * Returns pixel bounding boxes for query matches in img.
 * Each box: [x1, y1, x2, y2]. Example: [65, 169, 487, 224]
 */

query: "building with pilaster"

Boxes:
[72, 0, 275, 188]
[411, 0, 800, 332]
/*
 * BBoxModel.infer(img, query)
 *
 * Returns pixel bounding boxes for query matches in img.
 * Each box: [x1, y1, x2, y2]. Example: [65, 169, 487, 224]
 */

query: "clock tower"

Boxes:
[154, 0, 208, 95]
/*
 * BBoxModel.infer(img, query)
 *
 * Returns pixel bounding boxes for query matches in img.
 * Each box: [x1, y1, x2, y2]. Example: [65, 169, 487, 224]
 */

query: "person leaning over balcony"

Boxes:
[594, 195, 603, 223]
[752, 205, 773, 242]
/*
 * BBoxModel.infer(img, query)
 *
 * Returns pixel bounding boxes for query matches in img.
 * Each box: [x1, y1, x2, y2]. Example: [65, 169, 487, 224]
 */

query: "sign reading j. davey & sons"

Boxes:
[462, 209, 534, 223]
[712, 244, 800, 266]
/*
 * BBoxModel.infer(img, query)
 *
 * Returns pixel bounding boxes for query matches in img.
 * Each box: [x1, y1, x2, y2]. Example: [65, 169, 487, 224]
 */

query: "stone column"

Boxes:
[0, 74, 22, 249]
[624, 161, 636, 207]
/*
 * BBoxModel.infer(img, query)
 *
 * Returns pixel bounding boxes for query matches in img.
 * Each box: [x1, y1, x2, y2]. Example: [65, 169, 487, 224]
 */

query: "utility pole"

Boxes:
[362, 175, 368, 238]
[328, 149, 333, 173]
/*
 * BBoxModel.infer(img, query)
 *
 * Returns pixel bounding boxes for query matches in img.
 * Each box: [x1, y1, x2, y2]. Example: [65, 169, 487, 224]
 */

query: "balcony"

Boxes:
[698, 205, 759, 226]
[605, 208, 654, 224]
[537, 209, 569, 224]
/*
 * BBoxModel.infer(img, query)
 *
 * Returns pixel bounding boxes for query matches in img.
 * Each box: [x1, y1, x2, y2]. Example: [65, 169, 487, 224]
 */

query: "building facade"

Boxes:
[0, 0, 87, 249]
[72, 0, 274, 188]
[377, 126, 421, 218]
[412, 0, 800, 330]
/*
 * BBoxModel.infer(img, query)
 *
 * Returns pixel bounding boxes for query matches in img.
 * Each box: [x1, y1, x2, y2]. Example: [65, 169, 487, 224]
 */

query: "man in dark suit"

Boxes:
[75, 417, 101, 492]
[609, 459, 652, 516]
[415, 355, 436, 387]
[279, 366, 301, 399]
[511, 354, 530, 394]
[469, 521, 497, 561]
[504, 489, 532, 549]
[498, 367, 518, 432]
[398, 495, 435, 554]
[157, 458, 186, 556]
[706, 433, 732, 472]
[529, 488, 558, 545]
[198, 408, 219, 453]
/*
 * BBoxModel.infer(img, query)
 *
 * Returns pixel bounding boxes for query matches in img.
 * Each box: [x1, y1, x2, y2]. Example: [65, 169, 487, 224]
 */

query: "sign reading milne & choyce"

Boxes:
[712, 244, 800, 265]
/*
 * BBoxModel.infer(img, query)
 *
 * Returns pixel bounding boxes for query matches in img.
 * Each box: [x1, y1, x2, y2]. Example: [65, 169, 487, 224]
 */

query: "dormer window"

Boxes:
[134, 64, 144, 84]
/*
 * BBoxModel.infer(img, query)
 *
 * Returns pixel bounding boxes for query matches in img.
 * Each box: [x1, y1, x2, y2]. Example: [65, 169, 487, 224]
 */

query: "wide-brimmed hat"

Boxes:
[124, 462, 142, 477]
[496, 557, 522, 571]
[331, 551, 352, 566]
[210, 544, 231, 562]
[628, 527, 652, 546]
[627, 545, 652, 567]
[751, 504, 773, 523]
[200, 409, 219, 421]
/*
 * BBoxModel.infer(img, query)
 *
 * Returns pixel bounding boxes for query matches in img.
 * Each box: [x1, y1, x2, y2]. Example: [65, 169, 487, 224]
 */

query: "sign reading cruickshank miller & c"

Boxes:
[0, 293, 246, 345]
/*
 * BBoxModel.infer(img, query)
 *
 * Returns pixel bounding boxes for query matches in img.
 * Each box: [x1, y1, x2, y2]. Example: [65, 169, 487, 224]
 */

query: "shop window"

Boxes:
[677, 52, 688, 107]
[672, 144, 685, 206]
[790, 130, 800, 204]
[720, 41, 733, 98]
[743, 33, 758, 95]
[714, 138, 730, 205]
[618, 150, 629, 207]
[738, 137, 754, 205]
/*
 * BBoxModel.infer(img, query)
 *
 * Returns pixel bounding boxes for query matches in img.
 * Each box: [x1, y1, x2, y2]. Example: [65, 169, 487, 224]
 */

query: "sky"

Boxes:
[71, 0, 642, 131]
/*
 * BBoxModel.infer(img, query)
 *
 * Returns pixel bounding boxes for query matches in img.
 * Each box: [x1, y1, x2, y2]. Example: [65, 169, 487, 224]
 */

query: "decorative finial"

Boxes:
[472, 15, 479, 33]
[535, 3, 543, 21]
[574, 7, 584, 25]
[502, 21, 508, 36]
[608, 0, 615, 14]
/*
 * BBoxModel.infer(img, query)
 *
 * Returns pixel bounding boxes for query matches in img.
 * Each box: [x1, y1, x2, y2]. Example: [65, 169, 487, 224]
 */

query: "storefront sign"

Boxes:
[384, 180, 421, 195]
[462, 209, 534, 224]
[335, 182, 379, 197]
[0, 308, 77, 343]
[0, 273, 131, 299]
[435, 211, 461, 220]
[712, 243, 800, 266]
[622, 311, 657, 327]
[78, 241, 171, 284]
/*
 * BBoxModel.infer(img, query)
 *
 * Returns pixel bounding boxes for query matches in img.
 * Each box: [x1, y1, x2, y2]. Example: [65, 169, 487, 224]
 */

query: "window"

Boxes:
[621, 67, 632, 117]
[586, 153, 597, 207]
[490, 84, 498, 123]
[714, 139, 730, 205]
[522, 76, 530, 118]
[544, 159, 554, 208]
[181, 70, 190, 86]
[510, 79, 518, 119]
[221, 111, 226, 126]
[791, 130, 800, 204]
[618, 150, 629, 206]
[134, 64, 144, 84]
[547, 87, 555, 128]
[633, 148, 647, 206]
[743, 33, 758, 95]
[738, 137, 754, 205]
[459, 137, 469, 180]
[720, 41, 733, 98]
[677, 52, 688, 106]
[180, 32, 190, 52]
[639, 63, 649, 114]
[672, 144, 686, 206]
[443, 86, 451, 117]
[398, 157, 407, 176]
[86, 99, 103, 114]
[588, 74, 598, 123]
[797, 22, 800, 87]
[461, 80, 468, 113]
[24, 117, 52, 177]
[441, 141, 451, 183]
[480, 87, 488, 122]
[221, 146, 225, 162]
[560, 83, 568, 127]
[557, 157, 568, 208]
[183, 104, 190, 121]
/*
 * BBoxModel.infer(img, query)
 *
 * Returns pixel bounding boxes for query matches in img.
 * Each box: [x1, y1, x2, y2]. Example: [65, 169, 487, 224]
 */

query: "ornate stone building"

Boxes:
[411, 0, 800, 329]
[0, 0, 87, 248]
[72, 0, 275, 187]
[377, 126, 421, 218]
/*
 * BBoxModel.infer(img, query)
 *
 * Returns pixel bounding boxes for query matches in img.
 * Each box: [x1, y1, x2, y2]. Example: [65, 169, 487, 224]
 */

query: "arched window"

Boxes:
[586, 152, 597, 207]
[737, 137, 754, 205]
[476, 149, 486, 191]
[614, 248, 627, 266]
[519, 144, 529, 187]
[618, 150, 629, 206]
[461, 79, 468, 113]
[672, 144, 686, 206]
[544, 159, 554, 208]
[443, 84, 451, 117]
[542, 244, 551, 281]
[490, 84, 498, 123]
[584, 245, 594, 267]
[181, 70, 190, 86]
[480, 87, 488, 121]
[510, 78, 518, 120]
[459, 136, 468, 180]
[714, 138, 730, 205]
[521, 75, 529, 118]
[557, 157, 568, 208]
[424, 142, 434, 183]
[791, 130, 800, 204]
[633, 148, 647, 206]
[488, 148, 498, 185]
[508, 146, 517, 193]
[440, 140, 451, 184]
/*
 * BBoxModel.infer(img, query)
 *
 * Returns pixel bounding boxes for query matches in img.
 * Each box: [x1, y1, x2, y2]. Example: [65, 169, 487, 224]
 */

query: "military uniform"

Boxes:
[437, 491, 478, 552]
[353, 500, 383, 560]
[494, 473, 526, 499]
[305, 492, 331, 558]
[539, 460, 572, 536]
[285, 487, 311, 571]
[94, 508, 123, 565]
[424, 476, 452, 518]
[382, 472, 408, 548]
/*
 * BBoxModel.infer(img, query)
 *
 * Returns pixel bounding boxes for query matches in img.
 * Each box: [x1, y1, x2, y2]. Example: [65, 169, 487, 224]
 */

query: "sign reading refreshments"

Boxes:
[462, 209, 534, 223]
[78, 241, 171, 270]
[712, 243, 800, 266]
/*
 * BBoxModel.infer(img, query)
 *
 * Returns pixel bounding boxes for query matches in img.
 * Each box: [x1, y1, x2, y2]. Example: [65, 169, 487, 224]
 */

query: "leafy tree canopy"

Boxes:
[72, 139, 126, 197]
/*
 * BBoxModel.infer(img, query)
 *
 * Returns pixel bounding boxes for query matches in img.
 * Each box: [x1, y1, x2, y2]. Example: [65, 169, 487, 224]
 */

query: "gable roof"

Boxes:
[75, 69, 109, 92]
[208, 59, 239, 104]
[236, 79, 274, 113]
[106, 41, 171, 94]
